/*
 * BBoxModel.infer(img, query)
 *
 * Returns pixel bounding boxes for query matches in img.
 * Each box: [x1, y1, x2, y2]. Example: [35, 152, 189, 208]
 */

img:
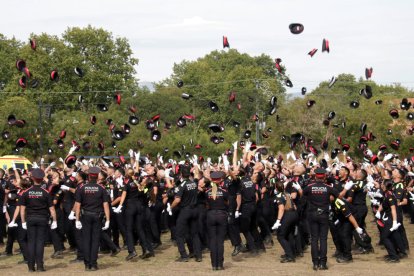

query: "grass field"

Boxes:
[0, 211, 413, 276]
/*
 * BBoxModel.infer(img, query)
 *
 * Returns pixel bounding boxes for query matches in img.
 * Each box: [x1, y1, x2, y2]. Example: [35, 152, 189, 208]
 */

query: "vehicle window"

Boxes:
[15, 163, 25, 170]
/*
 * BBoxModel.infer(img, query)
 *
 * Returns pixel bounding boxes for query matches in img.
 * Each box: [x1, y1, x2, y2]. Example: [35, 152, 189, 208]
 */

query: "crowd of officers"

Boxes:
[0, 141, 413, 272]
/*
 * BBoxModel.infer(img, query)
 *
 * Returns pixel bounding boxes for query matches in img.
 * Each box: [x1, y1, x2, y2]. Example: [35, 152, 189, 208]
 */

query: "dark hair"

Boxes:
[180, 165, 191, 178]
[100, 171, 108, 179]
[275, 181, 284, 193]
[115, 167, 125, 176]
[78, 171, 87, 181]
[360, 169, 367, 180]
[341, 166, 350, 176]
[383, 179, 393, 191]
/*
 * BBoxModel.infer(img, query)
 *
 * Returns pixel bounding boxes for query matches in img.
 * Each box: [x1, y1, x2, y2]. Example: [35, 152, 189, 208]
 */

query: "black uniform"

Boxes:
[175, 178, 202, 260]
[275, 192, 298, 260]
[20, 185, 53, 271]
[333, 198, 355, 261]
[75, 179, 109, 268]
[303, 177, 339, 268]
[61, 175, 77, 249]
[206, 186, 228, 270]
[225, 177, 242, 250]
[0, 178, 6, 244]
[238, 175, 260, 253]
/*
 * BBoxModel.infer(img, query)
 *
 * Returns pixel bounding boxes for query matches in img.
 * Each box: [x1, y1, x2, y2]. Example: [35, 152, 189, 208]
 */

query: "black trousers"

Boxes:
[113, 210, 127, 248]
[101, 229, 118, 252]
[307, 211, 329, 265]
[206, 210, 227, 268]
[338, 220, 353, 259]
[62, 207, 77, 249]
[176, 206, 201, 259]
[75, 227, 84, 260]
[381, 219, 405, 259]
[257, 202, 271, 240]
[0, 205, 6, 243]
[51, 207, 65, 252]
[81, 214, 101, 267]
[148, 201, 163, 244]
[26, 216, 48, 268]
[125, 202, 153, 254]
[6, 205, 27, 258]
[227, 196, 241, 247]
[197, 204, 208, 249]
[277, 211, 298, 259]
[240, 202, 260, 252]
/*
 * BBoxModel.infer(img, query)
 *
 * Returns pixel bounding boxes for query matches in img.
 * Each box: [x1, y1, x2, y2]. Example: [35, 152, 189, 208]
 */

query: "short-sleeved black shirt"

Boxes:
[206, 187, 228, 210]
[238, 176, 257, 204]
[19, 185, 52, 218]
[303, 180, 339, 212]
[175, 178, 198, 208]
[5, 180, 18, 206]
[75, 180, 110, 213]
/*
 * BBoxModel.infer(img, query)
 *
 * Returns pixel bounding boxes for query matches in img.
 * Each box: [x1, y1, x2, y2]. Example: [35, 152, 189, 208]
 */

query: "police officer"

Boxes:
[295, 167, 339, 270]
[206, 171, 228, 270]
[19, 168, 57, 272]
[272, 180, 298, 263]
[0, 169, 6, 245]
[74, 167, 110, 271]
[170, 164, 202, 262]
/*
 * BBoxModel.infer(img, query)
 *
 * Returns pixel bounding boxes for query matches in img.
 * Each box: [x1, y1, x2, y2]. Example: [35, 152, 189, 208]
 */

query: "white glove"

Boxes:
[51, 221, 57, 230]
[244, 141, 252, 153]
[272, 220, 281, 230]
[102, 220, 110, 230]
[128, 149, 134, 158]
[8, 220, 18, 228]
[75, 220, 82, 230]
[113, 205, 123, 214]
[390, 221, 401, 232]
[68, 211, 76, 220]
[334, 219, 340, 226]
[292, 182, 301, 191]
[71, 172, 78, 178]
[159, 156, 164, 164]
[40, 158, 45, 165]
[344, 180, 354, 190]
[2, 205, 6, 213]
[232, 141, 238, 150]
[22, 222, 27, 230]
[192, 155, 198, 166]
[32, 162, 39, 169]
[12, 161, 16, 170]
[323, 152, 330, 162]
[371, 199, 379, 206]
[166, 203, 172, 216]
[50, 162, 56, 167]
[59, 157, 64, 164]
[116, 177, 123, 187]
[375, 210, 381, 219]
[374, 191, 383, 198]
[223, 155, 230, 171]
[164, 168, 172, 179]
[254, 152, 259, 162]
[409, 192, 414, 201]
[365, 149, 373, 157]
[60, 185, 70, 191]
[135, 151, 141, 161]
[235, 210, 241, 219]
[207, 157, 212, 166]
[68, 145, 77, 155]
[383, 153, 393, 162]
[82, 159, 89, 166]
[356, 227, 364, 235]
[218, 156, 222, 165]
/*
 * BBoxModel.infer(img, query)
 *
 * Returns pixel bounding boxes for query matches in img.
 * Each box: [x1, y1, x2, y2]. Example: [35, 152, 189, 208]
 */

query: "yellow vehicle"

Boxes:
[0, 155, 32, 171]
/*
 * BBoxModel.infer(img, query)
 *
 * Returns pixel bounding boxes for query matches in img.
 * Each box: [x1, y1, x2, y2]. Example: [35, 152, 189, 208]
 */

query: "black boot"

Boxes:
[28, 263, 36, 272]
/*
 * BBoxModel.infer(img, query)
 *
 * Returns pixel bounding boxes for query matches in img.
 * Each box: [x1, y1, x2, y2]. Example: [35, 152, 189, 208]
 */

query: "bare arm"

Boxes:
[74, 202, 81, 221]
[170, 197, 181, 210]
[277, 204, 285, 220]
[49, 206, 57, 222]
[103, 202, 110, 222]
[236, 194, 241, 211]
[20, 205, 26, 224]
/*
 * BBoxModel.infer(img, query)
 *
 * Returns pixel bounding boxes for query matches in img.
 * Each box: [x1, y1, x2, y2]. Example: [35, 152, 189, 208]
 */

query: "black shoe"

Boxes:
[195, 257, 202, 262]
[319, 263, 328, 270]
[51, 251, 64, 259]
[280, 254, 287, 259]
[280, 257, 295, 263]
[28, 264, 36, 272]
[90, 266, 98, 271]
[188, 252, 194, 258]
[17, 259, 28, 265]
[111, 248, 121, 257]
[152, 242, 162, 250]
[217, 266, 224, 270]
[212, 267, 218, 271]
[385, 257, 400, 263]
[332, 250, 341, 258]
[85, 265, 91, 271]
[126, 252, 137, 261]
[139, 250, 154, 259]
[313, 264, 319, 271]
[239, 244, 248, 253]
[175, 257, 189, 262]
[398, 252, 408, 259]
[295, 252, 304, 258]
[37, 266, 46, 272]
[336, 257, 353, 263]
[69, 258, 83, 263]
[354, 247, 368, 255]
[232, 245, 242, 256]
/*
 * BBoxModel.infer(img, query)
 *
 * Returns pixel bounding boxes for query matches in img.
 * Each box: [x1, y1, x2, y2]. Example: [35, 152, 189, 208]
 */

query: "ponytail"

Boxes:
[212, 182, 218, 200]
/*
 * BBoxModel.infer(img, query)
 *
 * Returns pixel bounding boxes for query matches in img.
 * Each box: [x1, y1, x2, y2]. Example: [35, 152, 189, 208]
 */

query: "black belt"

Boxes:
[81, 210, 102, 217]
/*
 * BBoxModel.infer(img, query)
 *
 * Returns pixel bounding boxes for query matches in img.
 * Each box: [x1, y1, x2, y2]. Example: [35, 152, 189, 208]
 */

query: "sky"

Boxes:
[1, 0, 414, 93]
